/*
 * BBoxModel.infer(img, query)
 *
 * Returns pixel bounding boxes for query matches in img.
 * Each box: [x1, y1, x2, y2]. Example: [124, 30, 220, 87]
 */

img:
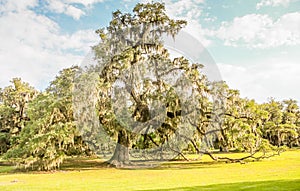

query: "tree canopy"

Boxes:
[3, 67, 89, 170]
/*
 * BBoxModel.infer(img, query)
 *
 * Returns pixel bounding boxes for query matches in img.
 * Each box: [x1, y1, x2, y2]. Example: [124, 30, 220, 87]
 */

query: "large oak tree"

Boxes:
[76, 2, 211, 167]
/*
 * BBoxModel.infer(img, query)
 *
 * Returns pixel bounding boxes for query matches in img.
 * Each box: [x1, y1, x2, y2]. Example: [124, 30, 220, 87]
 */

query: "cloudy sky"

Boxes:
[0, 0, 299, 103]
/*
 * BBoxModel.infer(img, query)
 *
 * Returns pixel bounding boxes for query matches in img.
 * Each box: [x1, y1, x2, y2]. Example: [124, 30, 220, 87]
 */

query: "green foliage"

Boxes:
[5, 94, 71, 170]
[207, 82, 296, 157]
[4, 67, 88, 170]
[0, 78, 37, 154]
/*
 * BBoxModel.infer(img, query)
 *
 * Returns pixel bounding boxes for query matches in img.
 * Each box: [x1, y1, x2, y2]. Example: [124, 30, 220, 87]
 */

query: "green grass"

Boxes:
[0, 150, 299, 191]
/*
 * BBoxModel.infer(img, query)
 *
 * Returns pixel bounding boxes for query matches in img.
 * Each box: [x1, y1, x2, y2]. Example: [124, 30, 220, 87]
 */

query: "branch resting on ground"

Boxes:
[178, 133, 285, 164]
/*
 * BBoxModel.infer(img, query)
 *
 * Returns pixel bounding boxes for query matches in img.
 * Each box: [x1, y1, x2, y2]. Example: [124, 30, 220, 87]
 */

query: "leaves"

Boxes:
[3, 67, 89, 170]
[0, 79, 37, 154]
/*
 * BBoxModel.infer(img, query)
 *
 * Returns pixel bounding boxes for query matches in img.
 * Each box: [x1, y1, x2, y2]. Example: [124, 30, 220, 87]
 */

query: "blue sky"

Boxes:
[0, 0, 300, 103]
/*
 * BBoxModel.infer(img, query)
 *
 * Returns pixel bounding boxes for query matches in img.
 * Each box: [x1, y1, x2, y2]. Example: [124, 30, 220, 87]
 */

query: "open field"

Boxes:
[0, 150, 300, 191]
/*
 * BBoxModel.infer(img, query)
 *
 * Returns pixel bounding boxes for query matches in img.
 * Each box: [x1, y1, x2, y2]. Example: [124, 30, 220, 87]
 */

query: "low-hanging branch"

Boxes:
[177, 132, 284, 164]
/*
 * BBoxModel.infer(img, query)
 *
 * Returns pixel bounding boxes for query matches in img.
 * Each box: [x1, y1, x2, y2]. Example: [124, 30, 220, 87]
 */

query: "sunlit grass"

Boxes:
[0, 150, 299, 191]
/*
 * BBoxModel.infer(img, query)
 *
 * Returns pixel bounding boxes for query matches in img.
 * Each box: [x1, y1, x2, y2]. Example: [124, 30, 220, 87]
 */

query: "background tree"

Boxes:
[261, 98, 300, 148]
[280, 99, 299, 147]
[0, 78, 37, 154]
[4, 67, 89, 170]
[197, 81, 278, 161]
[262, 99, 284, 146]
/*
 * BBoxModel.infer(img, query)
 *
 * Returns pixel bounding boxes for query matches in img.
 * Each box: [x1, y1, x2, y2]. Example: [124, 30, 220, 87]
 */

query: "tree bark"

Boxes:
[108, 129, 131, 167]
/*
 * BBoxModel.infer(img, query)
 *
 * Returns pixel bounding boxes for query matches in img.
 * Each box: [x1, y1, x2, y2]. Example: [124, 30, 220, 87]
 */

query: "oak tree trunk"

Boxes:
[108, 129, 131, 167]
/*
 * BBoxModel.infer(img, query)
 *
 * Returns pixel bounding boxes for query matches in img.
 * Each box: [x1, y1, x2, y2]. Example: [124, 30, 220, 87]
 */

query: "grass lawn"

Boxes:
[0, 150, 299, 191]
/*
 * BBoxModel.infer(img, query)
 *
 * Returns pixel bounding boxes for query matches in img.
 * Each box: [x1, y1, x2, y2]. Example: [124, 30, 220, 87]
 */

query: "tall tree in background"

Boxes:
[262, 99, 300, 148]
[281, 99, 299, 147]
[205, 82, 277, 159]
[5, 67, 88, 170]
[262, 99, 284, 146]
[0, 78, 37, 154]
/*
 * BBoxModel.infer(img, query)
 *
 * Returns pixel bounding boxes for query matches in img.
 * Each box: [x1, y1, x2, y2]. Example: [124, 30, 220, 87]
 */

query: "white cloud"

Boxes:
[0, 0, 99, 89]
[64, 0, 105, 7]
[65, 5, 85, 20]
[46, 0, 85, 20]
[256, 0, 291, 9]
[60, 30, 99, 53]
[215, 12, 300, 48]
[165, 0, 203, 20]
[1, 0, 106, 21]
[45, 0, 106, 20]
[217, 54, 300, 102]
[162, 0, 211, 47]
[0, 0, 39, 12]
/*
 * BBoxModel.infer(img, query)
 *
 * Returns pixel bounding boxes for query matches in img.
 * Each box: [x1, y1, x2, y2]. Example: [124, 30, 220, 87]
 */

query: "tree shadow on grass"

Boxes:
[61, 157, 223, 171]
[0, 157, 107, 173]
[145, 160, 221, 170]
[1, 158, 221, 173]
[60, 157, 106, 170]
[136, 179, 300, 191]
